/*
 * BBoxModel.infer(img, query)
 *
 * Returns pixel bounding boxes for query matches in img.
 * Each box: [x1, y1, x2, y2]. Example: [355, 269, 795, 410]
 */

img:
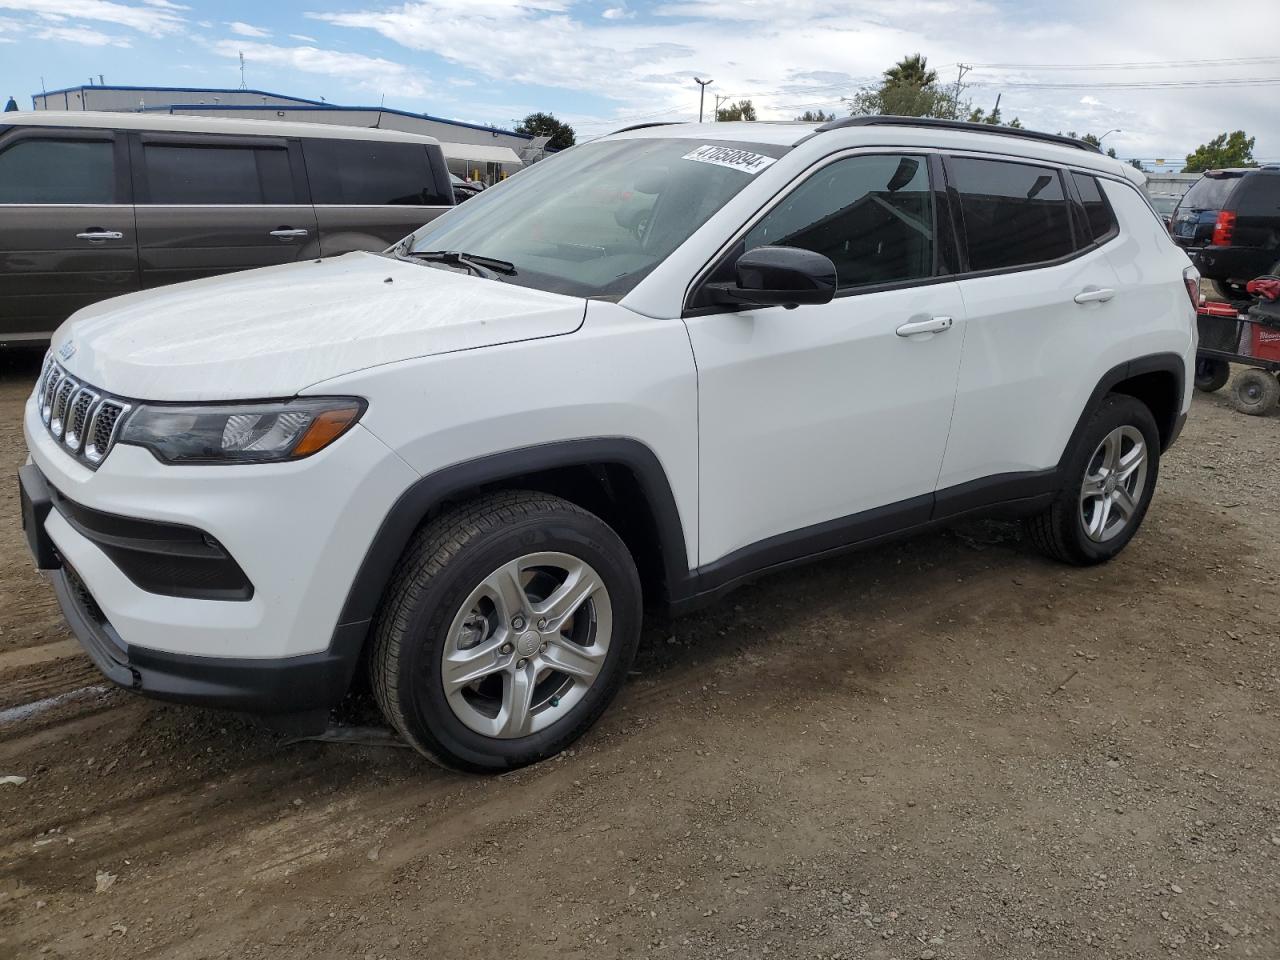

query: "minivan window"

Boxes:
[304, 140, 450, 206]
[1178, 174, 1239, 212]
[743, 154, 934, 290]
[406, 137, 786, 299]
[142, 143, 294, 204]
[949, 157, 1074, 271]
[0, 139, 114, 204]
[1071, 173, 1119, 243]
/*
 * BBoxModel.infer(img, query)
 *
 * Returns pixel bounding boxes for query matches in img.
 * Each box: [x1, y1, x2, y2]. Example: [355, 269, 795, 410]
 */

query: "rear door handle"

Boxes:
[269, 228, 309, 241]
[896, 316, 954, 337]
[75, 230, 124, 242]
[1074, 287, 1115, 304]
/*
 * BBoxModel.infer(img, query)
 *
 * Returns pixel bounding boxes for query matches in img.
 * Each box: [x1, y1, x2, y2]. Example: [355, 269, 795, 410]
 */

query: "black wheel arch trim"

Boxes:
[1065, 352, 1186, 457]
[327, 437, 691, 664]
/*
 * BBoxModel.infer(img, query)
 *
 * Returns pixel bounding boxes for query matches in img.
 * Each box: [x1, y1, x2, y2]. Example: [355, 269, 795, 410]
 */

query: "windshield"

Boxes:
[1178, 174, 1239, 212]
[1149, 195, 1179, 217]
[406, 137, 787, 299]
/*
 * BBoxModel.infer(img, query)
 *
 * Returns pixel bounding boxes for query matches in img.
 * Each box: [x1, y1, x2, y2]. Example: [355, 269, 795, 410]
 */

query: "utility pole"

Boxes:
[694, 77, 713, 123]
[239, 51, 248, 90]
[952, 63, 971, 119]
[713, 94, 729, 122]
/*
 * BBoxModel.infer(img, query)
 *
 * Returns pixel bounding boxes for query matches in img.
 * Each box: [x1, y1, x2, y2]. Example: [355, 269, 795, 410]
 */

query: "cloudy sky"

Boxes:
[1, 0, 1277, 163]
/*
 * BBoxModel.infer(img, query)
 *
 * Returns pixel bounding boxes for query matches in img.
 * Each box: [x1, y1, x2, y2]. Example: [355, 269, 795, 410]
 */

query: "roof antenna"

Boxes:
[239, 51, 248, 90]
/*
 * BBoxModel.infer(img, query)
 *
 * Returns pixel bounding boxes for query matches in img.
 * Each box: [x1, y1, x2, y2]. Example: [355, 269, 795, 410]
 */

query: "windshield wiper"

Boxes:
[405, 249, 517, 279]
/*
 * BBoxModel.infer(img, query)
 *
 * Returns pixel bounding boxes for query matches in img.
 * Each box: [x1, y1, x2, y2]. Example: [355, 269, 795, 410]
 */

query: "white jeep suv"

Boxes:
[21, 117, 1198, 772]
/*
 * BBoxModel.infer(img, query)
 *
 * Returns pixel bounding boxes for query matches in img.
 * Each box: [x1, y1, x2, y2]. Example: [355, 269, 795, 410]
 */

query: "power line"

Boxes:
[970, 55, 1280, 71]
[968, 76, 1280, 90]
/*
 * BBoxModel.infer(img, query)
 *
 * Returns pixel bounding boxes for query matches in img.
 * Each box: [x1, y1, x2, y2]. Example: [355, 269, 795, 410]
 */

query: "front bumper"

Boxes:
[22, 389, 420, 714]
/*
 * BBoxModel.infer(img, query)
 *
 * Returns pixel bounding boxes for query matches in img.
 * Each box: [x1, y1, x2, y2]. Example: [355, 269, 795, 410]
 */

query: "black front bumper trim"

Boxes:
[51, 565, 364, 716]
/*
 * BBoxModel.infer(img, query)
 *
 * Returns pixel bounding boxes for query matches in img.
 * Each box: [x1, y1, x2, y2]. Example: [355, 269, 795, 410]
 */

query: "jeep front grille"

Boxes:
[35, 358, 132, 469]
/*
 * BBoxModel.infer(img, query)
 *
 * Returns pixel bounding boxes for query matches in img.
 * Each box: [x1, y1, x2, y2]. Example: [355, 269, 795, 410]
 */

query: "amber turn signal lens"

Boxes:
[292, 406, 362, 457]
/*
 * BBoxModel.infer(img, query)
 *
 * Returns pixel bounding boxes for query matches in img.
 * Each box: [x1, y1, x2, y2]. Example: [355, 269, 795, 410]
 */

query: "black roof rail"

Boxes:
[610, 121, 681, 135]
[814, 115, 1102, 154]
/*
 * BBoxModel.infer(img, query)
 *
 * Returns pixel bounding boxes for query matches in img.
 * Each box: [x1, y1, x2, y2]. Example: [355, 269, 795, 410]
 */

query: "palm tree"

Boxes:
[883, 54, 937, 88]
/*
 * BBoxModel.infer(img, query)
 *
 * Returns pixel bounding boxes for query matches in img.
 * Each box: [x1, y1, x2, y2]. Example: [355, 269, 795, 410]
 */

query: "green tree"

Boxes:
[883, 53, 937, 88]
[1060, 131, 1118, 159]
[1183, 131, 1257, 172]
[514, 112, 576, 151]
[847, 53, 1021, 126]
[796, 109, 835, 122]
[716, 99, 758, 122]
[1129, 158, 1145, 171]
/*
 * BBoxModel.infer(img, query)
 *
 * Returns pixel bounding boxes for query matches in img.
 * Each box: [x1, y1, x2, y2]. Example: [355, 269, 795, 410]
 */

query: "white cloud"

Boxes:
[289, 32, 318, 42]
[312, 0, 1278, 159]
[602, 5, 633, 18]
[216, 40, 431, 99]
[0, 0, 184, 35]
[36, 23, 131, 45]
[227, 20, 269, 38]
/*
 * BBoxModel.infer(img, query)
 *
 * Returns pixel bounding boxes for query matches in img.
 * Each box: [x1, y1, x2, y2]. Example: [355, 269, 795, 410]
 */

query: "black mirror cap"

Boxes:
[709, 245, 837, 309]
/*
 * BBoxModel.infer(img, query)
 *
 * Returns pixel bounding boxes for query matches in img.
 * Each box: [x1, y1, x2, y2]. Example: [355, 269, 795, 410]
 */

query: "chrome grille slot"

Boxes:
[64, 389, 99, 452]
[84, 400, 128, 465]
[38, 361, 132, 469]
[50, 377, 76, 438]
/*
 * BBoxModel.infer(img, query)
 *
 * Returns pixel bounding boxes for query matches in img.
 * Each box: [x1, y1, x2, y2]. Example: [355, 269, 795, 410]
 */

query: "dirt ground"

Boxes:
[1, 346, 1277, 960]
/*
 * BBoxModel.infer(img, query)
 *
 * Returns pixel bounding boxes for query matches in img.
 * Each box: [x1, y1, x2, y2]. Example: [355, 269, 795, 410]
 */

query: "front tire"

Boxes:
[369, 491, 642, 773]
[1027, 395, 1161, 565]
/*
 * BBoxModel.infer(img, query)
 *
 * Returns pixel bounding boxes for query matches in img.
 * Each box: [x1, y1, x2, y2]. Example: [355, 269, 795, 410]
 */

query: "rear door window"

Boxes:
[1228, 173, 1280, 216]
[0, 138, 115, 203]
[1071, 172, 1119, 244]
[142, 142, 295, 204]
[742, 153, 936, 290]
[303, 139, 451, 206]
[948, 157, 1074, 271]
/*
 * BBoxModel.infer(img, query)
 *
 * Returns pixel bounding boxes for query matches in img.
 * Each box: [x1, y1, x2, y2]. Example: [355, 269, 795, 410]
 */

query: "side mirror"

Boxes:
[707, 246, 837, 310]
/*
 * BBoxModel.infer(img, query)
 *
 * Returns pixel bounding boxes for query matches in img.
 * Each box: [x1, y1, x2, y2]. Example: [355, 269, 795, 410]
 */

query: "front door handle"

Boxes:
[76, 229, 124, 243]
[896, 316, 954, 337]
[1074, 287, 1115, 304]
[269, 228, 309, 241]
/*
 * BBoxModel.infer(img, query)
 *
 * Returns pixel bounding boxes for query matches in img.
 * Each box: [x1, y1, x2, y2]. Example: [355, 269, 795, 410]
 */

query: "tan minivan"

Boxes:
[0, 112, 455, 344]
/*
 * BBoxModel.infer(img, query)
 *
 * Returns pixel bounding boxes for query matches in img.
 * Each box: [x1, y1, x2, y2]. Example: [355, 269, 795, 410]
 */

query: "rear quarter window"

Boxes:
[1071, 172, 1119, 244]
[304, 139, 451, 206]
[1228, 173, 1280, 216]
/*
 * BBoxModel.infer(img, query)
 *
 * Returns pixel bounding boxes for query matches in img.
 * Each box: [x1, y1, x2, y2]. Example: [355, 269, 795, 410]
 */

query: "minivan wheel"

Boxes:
[1027, 395, 1160, 565]
[369, 491, 642, 773]
[1193, 358, 1230, 393]
[1228, 368, 1280, 416]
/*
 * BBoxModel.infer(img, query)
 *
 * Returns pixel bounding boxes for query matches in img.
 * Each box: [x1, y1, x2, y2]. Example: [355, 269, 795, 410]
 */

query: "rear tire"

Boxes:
[369, 491, 642, 773]
[1229, 368, 1280, 416]
[1027, 395, 1160, 566]
[1194, 358, 1230, 393]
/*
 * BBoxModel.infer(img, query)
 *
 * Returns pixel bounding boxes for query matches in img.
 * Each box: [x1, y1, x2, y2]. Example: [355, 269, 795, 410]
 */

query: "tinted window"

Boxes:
[143, 143, 294, 204]
[1229, 173, 1280, 215]
[949, 157, 1073, 270]
[1178, 174, 1239, 212]
[0, 139, 114, 204]
[743, 154, 934, 290]
[1072, 173, 1119, 243]
[304, 140, 450, 205]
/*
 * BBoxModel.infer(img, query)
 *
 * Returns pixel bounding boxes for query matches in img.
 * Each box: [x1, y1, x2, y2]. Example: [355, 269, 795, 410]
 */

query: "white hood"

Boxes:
[52, 252, 587, 401]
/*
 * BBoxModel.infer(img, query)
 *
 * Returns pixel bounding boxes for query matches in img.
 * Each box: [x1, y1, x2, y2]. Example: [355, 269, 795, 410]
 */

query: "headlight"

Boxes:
[118, 397, 365, 464]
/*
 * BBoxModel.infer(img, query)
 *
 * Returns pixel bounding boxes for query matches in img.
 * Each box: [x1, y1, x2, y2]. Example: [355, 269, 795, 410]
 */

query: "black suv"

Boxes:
[1171, 166, 1280, 300]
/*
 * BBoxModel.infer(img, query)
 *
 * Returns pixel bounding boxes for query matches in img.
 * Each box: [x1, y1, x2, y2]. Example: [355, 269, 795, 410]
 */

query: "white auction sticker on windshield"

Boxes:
[681, 144, 776, 174]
